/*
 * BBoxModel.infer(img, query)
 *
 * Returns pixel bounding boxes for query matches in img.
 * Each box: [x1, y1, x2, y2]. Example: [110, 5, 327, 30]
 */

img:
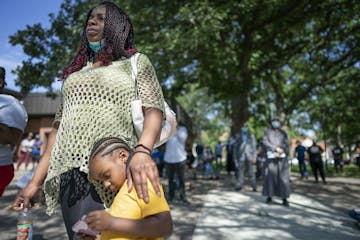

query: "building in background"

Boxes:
[5, 88, 197, 153]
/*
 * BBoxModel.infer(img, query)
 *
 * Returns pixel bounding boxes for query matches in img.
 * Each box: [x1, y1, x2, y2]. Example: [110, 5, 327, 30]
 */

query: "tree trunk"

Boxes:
[230, 94, 249, 135]
[231, 31, 252, 135]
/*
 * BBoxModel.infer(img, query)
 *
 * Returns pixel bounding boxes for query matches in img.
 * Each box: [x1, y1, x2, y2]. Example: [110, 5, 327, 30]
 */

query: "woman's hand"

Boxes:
[13, 181, 41, 212]
[86, 210, 113, 232]
[127, 107, 162, 203]
[276, 147, 284, 154]
[127, 151, 160, 203]
[13, 127, 58, 212]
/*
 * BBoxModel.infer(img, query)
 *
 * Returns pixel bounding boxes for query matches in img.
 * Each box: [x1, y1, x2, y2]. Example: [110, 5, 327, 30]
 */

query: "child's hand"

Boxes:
[77, 233, 100, 240]
[85, 210, 113, 232]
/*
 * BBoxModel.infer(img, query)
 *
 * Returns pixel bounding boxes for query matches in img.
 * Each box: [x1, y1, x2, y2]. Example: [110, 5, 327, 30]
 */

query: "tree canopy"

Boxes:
[8, 0, 360, 146]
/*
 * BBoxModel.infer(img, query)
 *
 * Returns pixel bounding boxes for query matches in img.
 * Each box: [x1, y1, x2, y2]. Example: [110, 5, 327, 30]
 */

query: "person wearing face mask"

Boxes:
[13, 2, 166, 239]
[0, 66, 28, 197]
[233, 123, 257, 191]
[262, 117, 291, 207]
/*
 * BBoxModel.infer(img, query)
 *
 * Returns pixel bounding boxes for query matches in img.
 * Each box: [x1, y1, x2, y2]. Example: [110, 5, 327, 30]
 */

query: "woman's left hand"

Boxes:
[86, 210, 113, 232]
[127, 107, 163, 203]
[127, 151, 160, 203]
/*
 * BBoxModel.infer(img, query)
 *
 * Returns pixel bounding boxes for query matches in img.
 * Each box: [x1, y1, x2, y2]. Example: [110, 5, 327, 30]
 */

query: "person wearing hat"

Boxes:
[0, 66, 28, 196]
[261, 117, 291, 206]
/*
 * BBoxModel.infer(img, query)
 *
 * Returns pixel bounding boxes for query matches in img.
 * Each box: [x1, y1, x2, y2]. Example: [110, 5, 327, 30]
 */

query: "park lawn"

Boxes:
[291, 164, 360, 178]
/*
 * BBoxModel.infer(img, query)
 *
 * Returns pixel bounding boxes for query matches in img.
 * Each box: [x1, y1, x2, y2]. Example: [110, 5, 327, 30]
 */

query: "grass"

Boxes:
[290, 163, 360, 178]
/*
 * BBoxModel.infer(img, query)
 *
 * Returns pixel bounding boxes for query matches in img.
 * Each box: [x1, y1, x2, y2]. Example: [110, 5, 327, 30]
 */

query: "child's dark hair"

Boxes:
[61, 1, 136, 80]
[90, 137, 131, 162]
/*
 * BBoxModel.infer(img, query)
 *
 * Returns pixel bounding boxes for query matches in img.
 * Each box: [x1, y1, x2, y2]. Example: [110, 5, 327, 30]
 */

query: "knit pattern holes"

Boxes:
[44, 53, 165, 215]
[59, 168, 102, 207]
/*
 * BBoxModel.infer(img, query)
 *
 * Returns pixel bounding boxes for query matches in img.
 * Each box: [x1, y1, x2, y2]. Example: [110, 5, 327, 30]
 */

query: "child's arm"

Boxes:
[86, 210, 173, 238]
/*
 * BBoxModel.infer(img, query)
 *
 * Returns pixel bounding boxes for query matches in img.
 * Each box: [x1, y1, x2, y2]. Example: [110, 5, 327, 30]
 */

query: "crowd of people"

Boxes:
[167, 116, 357, 209]
[16, 132, 43, 171]
[162, 117, 292, 206]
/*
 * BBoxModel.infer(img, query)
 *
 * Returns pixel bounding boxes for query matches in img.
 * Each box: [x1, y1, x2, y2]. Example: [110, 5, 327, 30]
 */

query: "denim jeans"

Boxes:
[298, 158, 307, 177]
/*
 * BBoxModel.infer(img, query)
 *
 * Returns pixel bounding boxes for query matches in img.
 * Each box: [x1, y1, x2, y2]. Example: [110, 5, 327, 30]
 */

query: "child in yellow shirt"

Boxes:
[82, 137, 172, 240]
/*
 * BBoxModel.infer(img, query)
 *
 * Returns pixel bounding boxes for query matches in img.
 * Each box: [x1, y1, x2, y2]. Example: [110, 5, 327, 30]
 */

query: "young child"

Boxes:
[84, 137, 173, 240]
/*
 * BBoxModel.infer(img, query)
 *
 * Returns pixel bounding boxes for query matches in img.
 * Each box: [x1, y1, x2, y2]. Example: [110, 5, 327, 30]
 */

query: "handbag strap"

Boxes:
[130, 53, 140, 98]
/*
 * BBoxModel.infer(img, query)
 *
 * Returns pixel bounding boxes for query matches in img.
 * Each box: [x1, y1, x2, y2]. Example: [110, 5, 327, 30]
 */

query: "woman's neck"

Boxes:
[92, 61, 102, 68]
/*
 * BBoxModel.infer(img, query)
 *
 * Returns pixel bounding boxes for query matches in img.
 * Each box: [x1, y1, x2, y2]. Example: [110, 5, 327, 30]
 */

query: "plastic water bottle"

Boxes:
[17, 204, 33, 240]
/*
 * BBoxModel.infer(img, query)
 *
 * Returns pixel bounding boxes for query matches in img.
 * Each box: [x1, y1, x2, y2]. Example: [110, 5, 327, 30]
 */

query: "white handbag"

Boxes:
[130, 53, 177, 148]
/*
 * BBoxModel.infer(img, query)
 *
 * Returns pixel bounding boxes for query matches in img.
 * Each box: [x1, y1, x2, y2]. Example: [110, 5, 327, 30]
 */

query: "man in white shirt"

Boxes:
[163, 124, 188, 204]
[0, 66, 28, 196]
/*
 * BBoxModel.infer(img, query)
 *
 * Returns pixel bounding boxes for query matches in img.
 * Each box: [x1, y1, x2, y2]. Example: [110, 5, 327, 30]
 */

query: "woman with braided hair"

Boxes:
[13, 2, 166, 239]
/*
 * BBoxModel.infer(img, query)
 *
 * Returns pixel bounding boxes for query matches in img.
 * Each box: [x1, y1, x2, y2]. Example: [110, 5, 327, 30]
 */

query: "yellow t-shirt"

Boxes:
[101, 179, 170, 240]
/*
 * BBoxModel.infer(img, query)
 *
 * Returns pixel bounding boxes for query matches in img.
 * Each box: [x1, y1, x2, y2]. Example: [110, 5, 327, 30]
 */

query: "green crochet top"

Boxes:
[44, 53, 165, 215]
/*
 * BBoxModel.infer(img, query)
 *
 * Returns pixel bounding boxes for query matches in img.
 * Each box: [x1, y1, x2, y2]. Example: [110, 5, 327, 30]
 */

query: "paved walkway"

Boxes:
[192, 190, 359, 240]
[1, 166, 359, 239]
[0, 167, 67, 240]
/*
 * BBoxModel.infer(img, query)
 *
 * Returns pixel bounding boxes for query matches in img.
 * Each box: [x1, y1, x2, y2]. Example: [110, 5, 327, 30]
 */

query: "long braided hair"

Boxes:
[61, 1, 136, 80]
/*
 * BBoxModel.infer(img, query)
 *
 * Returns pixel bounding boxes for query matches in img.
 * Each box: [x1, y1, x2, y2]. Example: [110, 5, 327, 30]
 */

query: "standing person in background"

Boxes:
[189, 142, 199, 180]
[233, 123, 257, 192]
[152, 145, 165, 178]
[353, 142, 360, 169]
[0, 66, 28, 197]
[16, 132, 34, 171]
[294, 140, 308, 179]
[255, 138, 266, 181]
[31, 134, 43, 169]
[163, 124, 189, 204]
[203, 145, 218, 180]
[13, 2, 165, 239]
[226, 137, 236, 176]
[332, 144, 344, 174]
[215, 141, 223, 169]
[262, 117, 291, 207]
[195, 141, 204, 169]
[308, 140, 326, 184]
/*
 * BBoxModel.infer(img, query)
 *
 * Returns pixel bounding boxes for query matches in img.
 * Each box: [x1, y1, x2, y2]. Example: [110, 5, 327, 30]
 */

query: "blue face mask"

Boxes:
[241, 126, 248, 132]
[271, 121, 280, 128]
[89, 39, 106, 53]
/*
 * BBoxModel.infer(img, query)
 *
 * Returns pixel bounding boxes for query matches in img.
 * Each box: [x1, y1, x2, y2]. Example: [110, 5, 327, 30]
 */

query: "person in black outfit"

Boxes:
[226, 137, 236, 176]
[332, 144, 344, 173]
[195, 142, 203, 160]
[307, 140, 326, 184]
[255, 139, 266, 181]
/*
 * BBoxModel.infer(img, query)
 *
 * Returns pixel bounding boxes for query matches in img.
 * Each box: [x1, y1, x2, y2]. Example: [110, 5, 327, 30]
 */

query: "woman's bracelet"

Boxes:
[133, 150, 152, 157]
[134, 144, 152, 154]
